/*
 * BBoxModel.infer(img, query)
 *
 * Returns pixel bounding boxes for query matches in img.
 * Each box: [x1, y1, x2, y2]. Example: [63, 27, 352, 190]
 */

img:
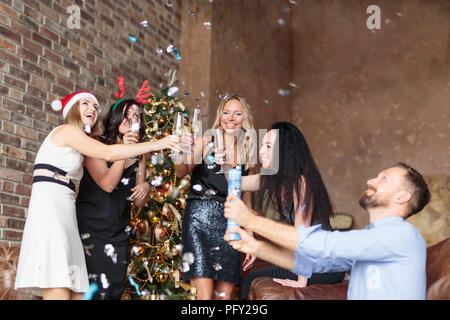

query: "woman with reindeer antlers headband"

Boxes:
[75, 76, 163, 300]
[14, 79, 184, 300]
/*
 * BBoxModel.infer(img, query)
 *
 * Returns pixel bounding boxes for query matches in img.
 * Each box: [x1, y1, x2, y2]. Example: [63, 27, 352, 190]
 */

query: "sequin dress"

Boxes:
[76, 161, 138, 300]
[182, 158, 248, 285]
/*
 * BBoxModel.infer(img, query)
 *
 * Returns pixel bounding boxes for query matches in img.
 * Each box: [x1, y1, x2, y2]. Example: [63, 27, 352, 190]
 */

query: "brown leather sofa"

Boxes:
[248, 237, 450, 300]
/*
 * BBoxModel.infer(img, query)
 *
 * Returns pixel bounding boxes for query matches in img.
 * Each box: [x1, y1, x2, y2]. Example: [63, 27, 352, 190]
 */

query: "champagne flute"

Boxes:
[186, 107, 201, 153]
[215, 128, 227, 174]
[169, 112, 184, 160]
[127, 114, 141, 162]
[125, 114, 141, 201]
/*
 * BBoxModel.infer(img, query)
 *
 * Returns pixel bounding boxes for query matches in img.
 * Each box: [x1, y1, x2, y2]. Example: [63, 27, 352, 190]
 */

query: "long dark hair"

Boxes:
[257, 121, 333, 225]
[101, 98, 144, 146]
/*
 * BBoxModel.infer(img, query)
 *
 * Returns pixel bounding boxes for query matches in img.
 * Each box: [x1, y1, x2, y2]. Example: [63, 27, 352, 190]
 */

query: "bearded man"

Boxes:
[224, 162, 431, 299]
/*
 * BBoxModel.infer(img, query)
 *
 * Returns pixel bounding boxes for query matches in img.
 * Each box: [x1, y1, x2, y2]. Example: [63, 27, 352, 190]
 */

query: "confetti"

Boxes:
[171, 47, 181, 60]
[182, 262, 190, 272]
[82, 282, 99, 300]
[156, 47, 163, 56]
[278, 89, 290, 96]
[104, 244, 117, 264]
[121, 178, 130, 185]
[129, 276, 141, 296]
[218, 92, 229, 100]
[84, 125, 91, 134]
[140, 20, 149, 27]
[128, 35, 137, 42]
[167, 86, 179, 97]
[203, 21, 212, 29]
[151, 176, 163, 187]
[182, 252, 195, 265]
[214, 290, 226, 297]
[213, 262, 222, 271]
[100, 273, 110, 289]
[80, 233, 90, 240]
[192, 184, 203, 192]
[83, 244, 94, 257]
[187, 10, 195, 15]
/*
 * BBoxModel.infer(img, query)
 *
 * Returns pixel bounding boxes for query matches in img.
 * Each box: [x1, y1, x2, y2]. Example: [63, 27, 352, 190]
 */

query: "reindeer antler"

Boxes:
[135, 80, 151, 104]
[114, 75, 126, 99]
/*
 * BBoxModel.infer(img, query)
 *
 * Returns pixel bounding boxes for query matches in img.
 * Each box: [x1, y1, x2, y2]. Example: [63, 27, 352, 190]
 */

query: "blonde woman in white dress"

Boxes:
[15, 91, 182, 300]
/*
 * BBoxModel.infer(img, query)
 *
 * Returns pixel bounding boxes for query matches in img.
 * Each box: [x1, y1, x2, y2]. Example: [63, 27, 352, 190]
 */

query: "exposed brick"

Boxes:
[2, 144, 24, 159]
[23, 94, 44, 109]
[0, 0, 182, 243]
[0, 217, 6, 228]
[30, 74, 51, 90]
[2, 181, 15, 193]
[5, 158, 27, 171]
[15, 183, 31, 196]
[0, 25, 21, 43]
[7, 218, 25, 230]
[1, 120, 15, 133]
[22, 59, 43, 76]
[0, 50, 21, 67]
[32, 32, 52, 48]
[44, 48, 63, 64]
[2, 97, 25, 114]
[18, 14, 39, 31]
[9, 111, 33, 128]
[16, 125, 38, 140]
[26, 84, 48, 100]
[2, 229, 22, 241]
[0, 2, 18, 20]
[22, 37, 42, 54]
[0, 37, 16, 52]
[8, 65, 30, 81]
[17, 46, 38, 63]
[0, 192, 21, 206]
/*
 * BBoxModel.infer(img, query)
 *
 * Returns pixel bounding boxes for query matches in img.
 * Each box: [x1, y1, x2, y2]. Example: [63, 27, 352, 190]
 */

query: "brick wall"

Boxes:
[0, 0, 182, 246]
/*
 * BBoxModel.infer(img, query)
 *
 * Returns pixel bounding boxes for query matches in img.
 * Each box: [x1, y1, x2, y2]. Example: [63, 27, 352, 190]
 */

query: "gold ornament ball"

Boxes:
[146, 209, 156, 220]
[162, 130, 171, 137]
[161, 168, 171, 177]
[158, 117, 166, 126]
[162, 181, 172, 191]
[155, 272, 168, 284]
[151, 216, 161, 225]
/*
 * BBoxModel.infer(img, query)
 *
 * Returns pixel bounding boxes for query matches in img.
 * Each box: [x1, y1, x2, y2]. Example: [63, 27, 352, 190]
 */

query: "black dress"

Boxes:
[76, 161, 138, 300]
[182, 155, 249, 286]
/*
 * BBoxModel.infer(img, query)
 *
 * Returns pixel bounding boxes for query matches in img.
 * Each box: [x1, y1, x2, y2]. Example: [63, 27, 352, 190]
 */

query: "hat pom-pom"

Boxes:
[51, 100, 62, 112]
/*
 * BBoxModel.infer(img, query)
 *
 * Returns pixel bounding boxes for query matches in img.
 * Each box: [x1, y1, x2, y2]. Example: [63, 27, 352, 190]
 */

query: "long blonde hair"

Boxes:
[211, 94, 257, 169]
[64, 101, 102, 138]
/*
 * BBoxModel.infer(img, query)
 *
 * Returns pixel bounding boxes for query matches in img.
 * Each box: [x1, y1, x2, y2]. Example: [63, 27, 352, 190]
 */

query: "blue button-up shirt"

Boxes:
[292, 216, 427, 299]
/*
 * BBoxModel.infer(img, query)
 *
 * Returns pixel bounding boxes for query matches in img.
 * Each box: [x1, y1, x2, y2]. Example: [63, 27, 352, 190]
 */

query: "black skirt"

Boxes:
[181, 199, 242, 285]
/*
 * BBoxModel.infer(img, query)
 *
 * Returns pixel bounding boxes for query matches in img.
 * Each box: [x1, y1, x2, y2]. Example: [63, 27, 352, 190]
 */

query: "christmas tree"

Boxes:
[121, 72, 196, 300]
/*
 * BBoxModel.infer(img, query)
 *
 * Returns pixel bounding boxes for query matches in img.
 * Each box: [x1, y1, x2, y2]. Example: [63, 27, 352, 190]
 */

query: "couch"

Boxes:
[247, 237, 450, 300]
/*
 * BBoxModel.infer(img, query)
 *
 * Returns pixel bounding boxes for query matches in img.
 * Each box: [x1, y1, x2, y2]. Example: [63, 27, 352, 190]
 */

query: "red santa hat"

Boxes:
[51, 91, 99, 119]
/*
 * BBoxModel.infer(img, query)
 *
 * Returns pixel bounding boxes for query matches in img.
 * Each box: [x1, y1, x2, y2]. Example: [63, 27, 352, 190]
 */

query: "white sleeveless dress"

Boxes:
[15, 126, 89, 296]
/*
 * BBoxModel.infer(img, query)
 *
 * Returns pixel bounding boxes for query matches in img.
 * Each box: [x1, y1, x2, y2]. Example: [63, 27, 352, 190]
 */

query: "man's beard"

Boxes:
[359, 188, 389, 210]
